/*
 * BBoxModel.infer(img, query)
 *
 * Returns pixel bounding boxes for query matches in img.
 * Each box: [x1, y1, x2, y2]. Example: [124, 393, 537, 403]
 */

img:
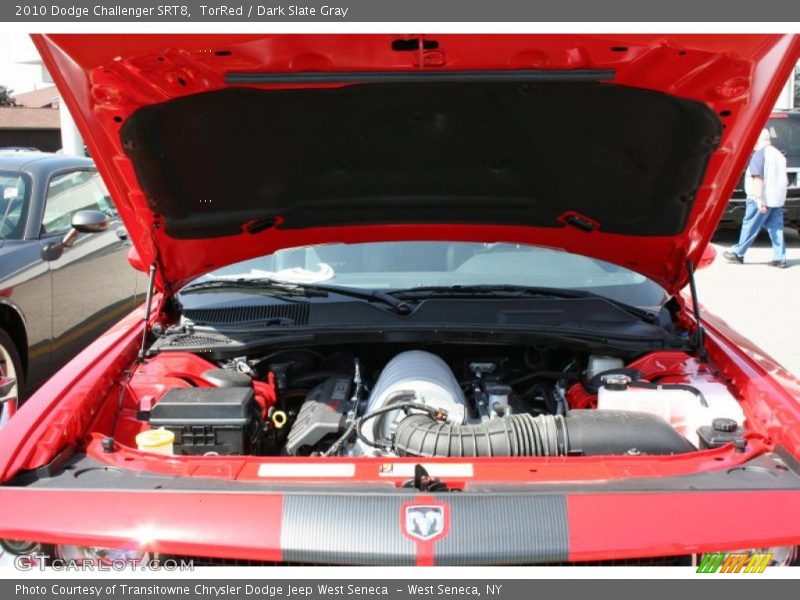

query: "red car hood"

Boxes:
[33, 34, 800, 295]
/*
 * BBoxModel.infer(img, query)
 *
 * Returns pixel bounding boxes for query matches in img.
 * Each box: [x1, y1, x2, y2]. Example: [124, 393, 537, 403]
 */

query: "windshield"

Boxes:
[0, 172, 30, 241]
[190, 242, 668, 310]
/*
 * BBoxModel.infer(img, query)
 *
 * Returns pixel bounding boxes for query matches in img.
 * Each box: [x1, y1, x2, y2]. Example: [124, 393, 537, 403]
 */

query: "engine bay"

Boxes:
[100, 342, 748, 461]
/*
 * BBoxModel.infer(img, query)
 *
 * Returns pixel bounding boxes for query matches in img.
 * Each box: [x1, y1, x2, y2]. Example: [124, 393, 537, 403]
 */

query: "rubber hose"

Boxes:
[392, 409, 695, 457]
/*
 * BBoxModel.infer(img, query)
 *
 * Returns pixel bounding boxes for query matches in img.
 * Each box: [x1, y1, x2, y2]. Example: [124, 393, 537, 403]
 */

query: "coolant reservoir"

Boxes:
[597, 375, 744, 448]
[586, 355, 625, 380]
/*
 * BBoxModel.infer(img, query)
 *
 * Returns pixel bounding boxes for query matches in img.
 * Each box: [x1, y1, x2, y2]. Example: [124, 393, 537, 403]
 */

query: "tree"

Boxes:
[0, 85, 18, 107]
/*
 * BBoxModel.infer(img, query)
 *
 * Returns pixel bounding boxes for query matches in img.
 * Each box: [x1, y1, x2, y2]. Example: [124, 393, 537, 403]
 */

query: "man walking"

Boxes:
[724, 128, 789, 268]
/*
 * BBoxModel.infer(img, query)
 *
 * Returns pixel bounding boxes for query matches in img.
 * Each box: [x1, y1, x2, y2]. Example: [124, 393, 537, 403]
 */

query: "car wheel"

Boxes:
[0, 328, 23, 428]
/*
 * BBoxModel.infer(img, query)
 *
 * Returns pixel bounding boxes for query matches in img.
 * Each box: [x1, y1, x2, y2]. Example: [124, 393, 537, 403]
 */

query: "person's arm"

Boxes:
[751, 176, 766, 212]
[748, 149, 767, 213]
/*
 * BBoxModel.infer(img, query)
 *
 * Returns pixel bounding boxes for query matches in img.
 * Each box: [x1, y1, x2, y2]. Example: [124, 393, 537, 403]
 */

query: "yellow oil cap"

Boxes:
[135, 428, 175, 455]
[272, 410, 288, 429]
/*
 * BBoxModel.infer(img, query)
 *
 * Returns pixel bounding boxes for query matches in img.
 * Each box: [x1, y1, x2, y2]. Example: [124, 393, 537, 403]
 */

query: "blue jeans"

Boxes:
[732, 199, 786, 261]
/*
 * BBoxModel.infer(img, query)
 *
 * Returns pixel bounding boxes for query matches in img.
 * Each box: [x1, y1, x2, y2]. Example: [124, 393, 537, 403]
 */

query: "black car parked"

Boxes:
[719, 109, 800, 231]
[0, 151, 143, 424]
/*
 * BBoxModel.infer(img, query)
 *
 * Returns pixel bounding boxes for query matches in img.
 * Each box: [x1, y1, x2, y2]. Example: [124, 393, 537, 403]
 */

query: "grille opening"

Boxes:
[168, 334, 233, 347]
[182, 303, 310, 326]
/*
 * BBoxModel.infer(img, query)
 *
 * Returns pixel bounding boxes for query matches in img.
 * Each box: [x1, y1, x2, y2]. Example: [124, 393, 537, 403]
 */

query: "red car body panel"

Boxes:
[2, 34, 800, 564]
[31, 33, 800, 295]
[566, 491, 800, 561]
[0, 300, 146, 481]
[1, 487, 800, 565]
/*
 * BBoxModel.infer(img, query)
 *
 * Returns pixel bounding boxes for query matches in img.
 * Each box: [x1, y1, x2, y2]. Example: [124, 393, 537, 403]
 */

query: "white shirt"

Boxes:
[745, 144, 788, 208]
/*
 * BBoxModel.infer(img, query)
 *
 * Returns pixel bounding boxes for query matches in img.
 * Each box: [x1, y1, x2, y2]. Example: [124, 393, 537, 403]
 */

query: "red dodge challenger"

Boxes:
[1, 34, 800, 567]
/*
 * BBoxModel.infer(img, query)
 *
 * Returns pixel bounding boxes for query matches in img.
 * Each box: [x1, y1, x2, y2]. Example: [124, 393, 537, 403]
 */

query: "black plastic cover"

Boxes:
[697, 422, 746, 449]
[150, 387, 259, 455]
[566, 410, 696, 455]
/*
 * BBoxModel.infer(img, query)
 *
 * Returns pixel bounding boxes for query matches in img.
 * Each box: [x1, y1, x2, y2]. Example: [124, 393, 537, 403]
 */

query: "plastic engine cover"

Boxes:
[285, 375, 352, 455]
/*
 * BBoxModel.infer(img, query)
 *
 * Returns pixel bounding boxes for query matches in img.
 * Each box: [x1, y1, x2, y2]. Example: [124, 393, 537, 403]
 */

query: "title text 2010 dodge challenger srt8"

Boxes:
[1, 34, 800, 567]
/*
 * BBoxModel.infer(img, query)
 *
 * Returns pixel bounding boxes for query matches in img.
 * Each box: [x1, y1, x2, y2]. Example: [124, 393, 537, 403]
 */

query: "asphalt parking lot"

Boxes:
[697, 226, 800, 376]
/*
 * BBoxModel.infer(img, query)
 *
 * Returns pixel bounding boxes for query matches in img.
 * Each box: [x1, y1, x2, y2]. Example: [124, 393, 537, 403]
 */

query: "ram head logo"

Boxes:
[404, 505, 446, 541]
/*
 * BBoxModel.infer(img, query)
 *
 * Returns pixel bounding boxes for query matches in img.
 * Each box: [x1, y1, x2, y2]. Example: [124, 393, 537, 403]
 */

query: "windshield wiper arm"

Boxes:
[179, 279, 327, 298]
[293, 282, 412, 315]
[181, 278, 411, 315]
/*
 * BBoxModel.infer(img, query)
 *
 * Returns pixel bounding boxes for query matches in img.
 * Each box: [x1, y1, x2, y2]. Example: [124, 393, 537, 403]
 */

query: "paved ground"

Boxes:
[696, 226, 800, 375]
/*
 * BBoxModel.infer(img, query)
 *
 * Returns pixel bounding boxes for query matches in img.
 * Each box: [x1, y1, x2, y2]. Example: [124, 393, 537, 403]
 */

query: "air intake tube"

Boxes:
[392, 410, 695, 457]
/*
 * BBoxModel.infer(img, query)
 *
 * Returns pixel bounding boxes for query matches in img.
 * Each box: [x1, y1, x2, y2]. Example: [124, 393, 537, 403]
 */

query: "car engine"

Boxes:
[123, 342, 747, 459]
[281, 349, 694, 458]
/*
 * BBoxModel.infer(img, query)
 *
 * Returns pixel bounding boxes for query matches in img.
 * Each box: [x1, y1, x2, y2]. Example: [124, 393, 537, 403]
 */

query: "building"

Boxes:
[0, 86, 61, 151]
[12, 86, 59, 109]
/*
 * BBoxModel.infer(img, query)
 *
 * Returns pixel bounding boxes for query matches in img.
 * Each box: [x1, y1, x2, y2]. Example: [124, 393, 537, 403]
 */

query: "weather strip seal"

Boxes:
[225, 69, 616, 85]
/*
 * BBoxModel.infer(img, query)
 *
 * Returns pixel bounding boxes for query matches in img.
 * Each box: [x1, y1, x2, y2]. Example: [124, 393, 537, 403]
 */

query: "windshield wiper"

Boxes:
[180, 278, 411, 315]
[179, 278, 327, 299]
[393, 284, 589, 298]
[390, 284, 657, 322]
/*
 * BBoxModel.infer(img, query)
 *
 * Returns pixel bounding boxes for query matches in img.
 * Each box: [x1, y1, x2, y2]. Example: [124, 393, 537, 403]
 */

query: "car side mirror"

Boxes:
[61, 209, 109, 249]
[41, 210, 110, 261]
[70, 209, 109, 234]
